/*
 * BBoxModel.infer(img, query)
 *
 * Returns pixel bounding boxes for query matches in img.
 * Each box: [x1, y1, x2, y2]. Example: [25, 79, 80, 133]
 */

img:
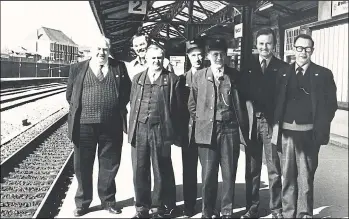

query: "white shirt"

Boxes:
[126, 57, 172, 81]
[295, 62, 310, 75]
[259, 55, 272, 69]
[211, 66, 224, 82]
[90, 58, 109, 77]
[148, 69, 162, 84]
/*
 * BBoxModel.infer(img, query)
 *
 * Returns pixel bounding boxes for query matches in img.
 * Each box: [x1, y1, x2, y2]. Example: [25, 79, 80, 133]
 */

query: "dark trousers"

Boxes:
[245, 117, 282, 214]
[281, 129, 319, 218]
[181, 139, 198, 211]
[198, 121, 240, 216]
[131, 121, 176, 213]
[74, 123, 123, 208]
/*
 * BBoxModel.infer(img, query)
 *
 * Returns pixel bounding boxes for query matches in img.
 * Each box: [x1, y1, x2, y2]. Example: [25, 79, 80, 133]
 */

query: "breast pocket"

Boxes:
[220, 83, 232, 106]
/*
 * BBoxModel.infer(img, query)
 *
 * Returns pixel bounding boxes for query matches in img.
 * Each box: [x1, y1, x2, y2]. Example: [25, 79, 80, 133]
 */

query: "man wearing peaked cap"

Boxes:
[188, 37, 250, 218]
[206, 38, 228, 52]
[177, 38, 205, 217]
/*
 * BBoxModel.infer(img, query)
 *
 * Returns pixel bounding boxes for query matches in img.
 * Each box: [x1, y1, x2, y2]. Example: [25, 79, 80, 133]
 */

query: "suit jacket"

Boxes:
[66, 58, 131, 144]
[239, 54, 289, 132]
[273, 62, 338, 146]
[188, 65, 250, 146]
[178, 69, 195, 147]
[128, 68, 181, 147]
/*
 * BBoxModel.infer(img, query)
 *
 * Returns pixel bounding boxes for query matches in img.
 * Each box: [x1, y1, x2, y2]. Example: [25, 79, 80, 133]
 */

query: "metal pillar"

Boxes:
[240, 5, 253, 74]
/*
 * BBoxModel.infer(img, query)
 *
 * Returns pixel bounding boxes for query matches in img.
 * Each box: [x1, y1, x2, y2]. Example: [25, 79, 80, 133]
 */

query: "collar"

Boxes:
[210, 66, 224, 81]
[259, 55, 272, 67]
[90, 57, 108, 69]
[132, 56, 147, 66]
[295, 62, 310, 75]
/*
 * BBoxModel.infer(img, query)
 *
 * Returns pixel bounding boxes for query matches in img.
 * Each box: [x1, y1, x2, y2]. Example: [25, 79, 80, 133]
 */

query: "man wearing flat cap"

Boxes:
[178, 39, 205, 217]
[188, 38, 250, 218]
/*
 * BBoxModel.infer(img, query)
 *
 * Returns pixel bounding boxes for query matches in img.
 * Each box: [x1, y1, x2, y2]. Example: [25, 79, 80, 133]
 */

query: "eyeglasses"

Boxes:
[294, 46, 313, 52]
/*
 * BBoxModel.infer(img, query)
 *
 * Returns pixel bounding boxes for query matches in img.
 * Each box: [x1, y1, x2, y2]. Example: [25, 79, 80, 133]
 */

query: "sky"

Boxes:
[1, 1, 102, 51]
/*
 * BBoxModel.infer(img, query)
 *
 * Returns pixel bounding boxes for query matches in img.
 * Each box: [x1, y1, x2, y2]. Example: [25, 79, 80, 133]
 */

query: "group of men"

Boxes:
[66, 27, 337, 218]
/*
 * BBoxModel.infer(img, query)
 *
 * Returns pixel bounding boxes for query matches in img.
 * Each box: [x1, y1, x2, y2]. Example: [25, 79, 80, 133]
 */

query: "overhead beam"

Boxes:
[99, 1, 126, 11]
[195, 1, 213, 18]
[149, 1, 187, 37]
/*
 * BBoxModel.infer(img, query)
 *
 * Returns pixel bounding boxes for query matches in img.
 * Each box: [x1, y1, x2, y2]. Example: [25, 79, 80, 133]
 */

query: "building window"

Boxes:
[50, 52, 54, 60]
[284, 26, 301, 63]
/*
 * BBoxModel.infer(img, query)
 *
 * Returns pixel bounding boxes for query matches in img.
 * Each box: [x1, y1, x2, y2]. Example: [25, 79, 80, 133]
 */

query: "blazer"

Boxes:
[239, 55, 289, 128]
[128, 68, 181, 147]
[273, 62, 338, 146]
[66, 58, 131, 144]
[188, 65, 250, 146]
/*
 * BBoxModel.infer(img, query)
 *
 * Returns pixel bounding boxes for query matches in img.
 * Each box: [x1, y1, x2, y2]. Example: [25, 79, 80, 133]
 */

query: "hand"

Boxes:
[271, 124, 279, 145]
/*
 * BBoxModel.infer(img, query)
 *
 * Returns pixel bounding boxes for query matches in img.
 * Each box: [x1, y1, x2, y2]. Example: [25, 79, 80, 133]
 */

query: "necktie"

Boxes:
[152, 72, 156, 83]
[97, 65, 104, 81]
[261, 59, 267, 74]
[296, 66, 303, 86]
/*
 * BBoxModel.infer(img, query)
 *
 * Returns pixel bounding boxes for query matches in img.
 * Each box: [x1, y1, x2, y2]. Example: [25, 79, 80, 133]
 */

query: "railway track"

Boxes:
[0, 86, 67, 112]
[0, 83, 65, 97]
[0, 113, 74, 218]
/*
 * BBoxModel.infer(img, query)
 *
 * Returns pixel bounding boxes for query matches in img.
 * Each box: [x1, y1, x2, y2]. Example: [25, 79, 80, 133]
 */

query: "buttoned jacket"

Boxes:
[188, 66, 250, 146]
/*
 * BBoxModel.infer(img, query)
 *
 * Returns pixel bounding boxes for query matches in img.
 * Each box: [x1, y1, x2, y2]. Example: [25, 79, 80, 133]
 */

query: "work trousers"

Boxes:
[245, 116, 282, 214]
[181, 137, 199, 211]
[198, 121, 240, 216]
[74, 123, 123, 208]
[281, 129, 319, 218]
[131, 121, 176, 214]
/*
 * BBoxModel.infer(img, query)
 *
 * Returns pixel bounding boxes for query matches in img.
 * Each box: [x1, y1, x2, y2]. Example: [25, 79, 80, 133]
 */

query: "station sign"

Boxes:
[128, 1, 147, 15]
[332, 1, 348, 17]
[234, 23, 243, 38]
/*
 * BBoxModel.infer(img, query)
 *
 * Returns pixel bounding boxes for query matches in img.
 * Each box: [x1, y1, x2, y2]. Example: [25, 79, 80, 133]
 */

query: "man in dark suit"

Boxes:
[188, 38, 250, 218]
[271, 34, 337, 218]
[66, 35, 131, 217]
[128, 44, 180, 218]
[178, 39, 205, 217]
[239, 28, 288, 219]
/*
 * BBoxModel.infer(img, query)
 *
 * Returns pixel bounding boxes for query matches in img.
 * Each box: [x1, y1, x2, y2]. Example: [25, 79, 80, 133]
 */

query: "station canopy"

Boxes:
[89, 0, 318, 57]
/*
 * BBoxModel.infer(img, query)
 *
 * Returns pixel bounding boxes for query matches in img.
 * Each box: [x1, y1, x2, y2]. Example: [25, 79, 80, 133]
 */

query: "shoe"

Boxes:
[201, 215, 212, 218]
[183, 208, 195, 217]
[164, 205, 180, 217]
[241, 210, 258, 218]
[222, 215, 233, 218]
[73, 207, 88, 217]
[132, 211, 151, 218]
[272, 212, 283, 219]
[152, 212, 166, 218]
[103, 203, 122, 214]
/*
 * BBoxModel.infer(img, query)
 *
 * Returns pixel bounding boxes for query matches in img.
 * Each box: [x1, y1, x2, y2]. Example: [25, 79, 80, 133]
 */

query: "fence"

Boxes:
[0, 60, 70, 78]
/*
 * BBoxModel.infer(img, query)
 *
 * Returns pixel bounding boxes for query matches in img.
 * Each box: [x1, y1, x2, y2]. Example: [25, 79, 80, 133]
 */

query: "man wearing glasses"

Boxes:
[271, 34, 337, 218]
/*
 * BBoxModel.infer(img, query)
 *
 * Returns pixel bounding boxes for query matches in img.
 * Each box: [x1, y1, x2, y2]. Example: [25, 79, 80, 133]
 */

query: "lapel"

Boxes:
[185, 69, 192, 87]
[137, 68, 169, 86]
[75, 59, 90, 103]
[266, 56, 279, 73]
[206, 67, 214, 83]
[109, 60, 121, 95]
[307, 62, 318, 121]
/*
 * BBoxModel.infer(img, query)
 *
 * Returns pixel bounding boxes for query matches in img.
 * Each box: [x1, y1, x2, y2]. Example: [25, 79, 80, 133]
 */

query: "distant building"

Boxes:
[22, 26, 79, 64]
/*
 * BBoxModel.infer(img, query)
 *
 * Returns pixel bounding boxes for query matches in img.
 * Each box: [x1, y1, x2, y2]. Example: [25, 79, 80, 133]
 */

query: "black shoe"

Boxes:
[241, 210, 258, 218]
[132, 211, 151, 218]
[102, 203, 122, 214]
[272, 212, 283, 219]
[222, 215, 233, 218]
[164, 205, 180, 217]
[201, 215, 212, 218]
[73, 207, 88, 217]
[183, 208, 195, 217]
[152, 212, 166, 218]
